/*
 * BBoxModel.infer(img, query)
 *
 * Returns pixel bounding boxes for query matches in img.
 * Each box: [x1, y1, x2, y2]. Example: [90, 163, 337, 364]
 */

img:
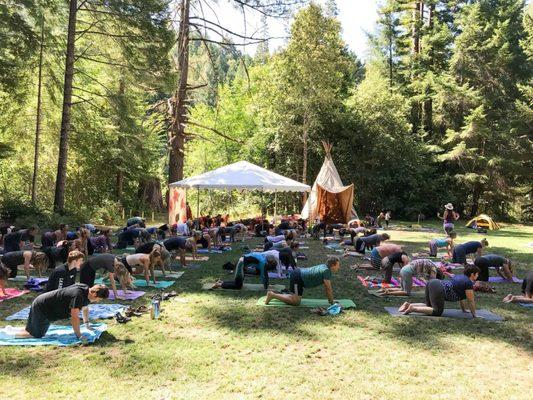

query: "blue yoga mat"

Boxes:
[95, 278, 175, 289]
[0, 323, 107, 346]
[519, 303, 533, 308]
[6, 304, 125, 321]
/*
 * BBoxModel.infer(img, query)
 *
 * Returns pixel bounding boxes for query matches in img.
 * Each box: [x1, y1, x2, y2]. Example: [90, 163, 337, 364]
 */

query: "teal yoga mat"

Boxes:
[202, 283, 286, 291]
[257, 297, 356, 309]
[95, 277, 175, 289]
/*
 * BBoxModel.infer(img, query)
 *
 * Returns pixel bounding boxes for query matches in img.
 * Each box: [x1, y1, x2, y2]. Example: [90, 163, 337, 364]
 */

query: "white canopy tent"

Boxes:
[169, 161, 310, 222]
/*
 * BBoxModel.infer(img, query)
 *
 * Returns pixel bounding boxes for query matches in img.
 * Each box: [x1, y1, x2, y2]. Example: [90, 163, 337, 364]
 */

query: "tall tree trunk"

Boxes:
[32, 17, 45, 204]
[471, 185, 483, 218]
[422, 3, 434, 136]
[411, 2, 422, 134]
[53, 0, 77, 213]
[388, 21, 393, 89]
[302, 122, 308, 205]
[168, 0, 190, 184]
[116, 75, 125, 203]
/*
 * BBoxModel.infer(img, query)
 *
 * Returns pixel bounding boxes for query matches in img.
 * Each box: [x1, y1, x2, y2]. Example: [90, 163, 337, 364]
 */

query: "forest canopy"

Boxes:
[0, 0, 531, 225]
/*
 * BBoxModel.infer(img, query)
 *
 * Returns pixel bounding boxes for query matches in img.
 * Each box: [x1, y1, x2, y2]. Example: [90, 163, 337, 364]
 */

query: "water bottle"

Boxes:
[151, 298, 160, 319]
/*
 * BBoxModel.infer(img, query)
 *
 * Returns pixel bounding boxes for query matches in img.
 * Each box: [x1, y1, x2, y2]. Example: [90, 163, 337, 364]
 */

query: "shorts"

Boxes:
[288, 269, 304, 296]
[25, 303, 51, 338]
[80, 265, 96, 287]
[370, 248, 382, 269]
[443, 223, 454, 234]
[474, 257, 490, 282]
[452, 247, 466, 265]
[355, 238, 366, 254]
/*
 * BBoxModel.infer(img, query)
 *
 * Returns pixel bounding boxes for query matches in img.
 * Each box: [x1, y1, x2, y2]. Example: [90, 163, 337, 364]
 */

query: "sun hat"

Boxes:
[445, 203, 454, 210]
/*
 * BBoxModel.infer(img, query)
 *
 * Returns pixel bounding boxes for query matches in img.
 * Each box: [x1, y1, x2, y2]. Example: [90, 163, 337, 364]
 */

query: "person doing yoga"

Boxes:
[380, 259, 439, 296]
[452, 239, 488, 265]
[428, 231, 457, 257]
[503, 271, 533, 304]
[211, 253, 277, 290]
[398, 265, 480, 317]
[79, 254, 132, 300]
[0, 264, 9, 296]
[0, 250, 49, 279]
[381, 251, 410, 284]
[437, 203, 460, 234]
[264, 256, 341, 306]
[120, 246, 162, 285]
[2, 226, 38, 253]
[354, 233, 390, 254]
[0, 284, 109, 340]
[71, 227, 90, 258]
[45, 250, 85, 292]
[163, 234, 198, 267]
[474, 254, 514, 283]
[369, 244, 404, 270]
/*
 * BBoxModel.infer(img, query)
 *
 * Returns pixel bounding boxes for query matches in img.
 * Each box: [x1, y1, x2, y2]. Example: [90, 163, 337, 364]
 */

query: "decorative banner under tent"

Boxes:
[168, 187, 187, 225]
[301, 142, 357, 223]
[169, 161, 311, 221]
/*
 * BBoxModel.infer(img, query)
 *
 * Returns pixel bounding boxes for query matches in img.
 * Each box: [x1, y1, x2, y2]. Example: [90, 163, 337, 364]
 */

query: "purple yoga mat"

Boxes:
[488, 276, 523, 283]
[108, 290, 145, 300]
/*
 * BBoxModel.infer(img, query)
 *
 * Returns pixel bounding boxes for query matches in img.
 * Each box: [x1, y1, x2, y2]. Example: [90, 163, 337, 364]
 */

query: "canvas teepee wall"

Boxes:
[301, 142, 356, 223]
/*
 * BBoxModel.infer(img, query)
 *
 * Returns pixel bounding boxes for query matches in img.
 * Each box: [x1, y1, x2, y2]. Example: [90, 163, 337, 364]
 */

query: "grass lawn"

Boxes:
[1, 220, 532, 400]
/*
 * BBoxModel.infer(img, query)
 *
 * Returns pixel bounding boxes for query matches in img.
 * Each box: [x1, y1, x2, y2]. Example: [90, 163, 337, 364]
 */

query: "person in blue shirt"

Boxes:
[452, 239, 488, 265]
[428, 231, 457, 257]
[398, 265, 480, 317]
[210, 252, 277, 290]
[264, 257, 341, 306]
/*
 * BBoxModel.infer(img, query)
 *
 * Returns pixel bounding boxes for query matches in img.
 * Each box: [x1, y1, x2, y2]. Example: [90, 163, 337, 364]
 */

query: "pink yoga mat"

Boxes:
[108, 290, 145, 300]
[0, 288, 30, 302]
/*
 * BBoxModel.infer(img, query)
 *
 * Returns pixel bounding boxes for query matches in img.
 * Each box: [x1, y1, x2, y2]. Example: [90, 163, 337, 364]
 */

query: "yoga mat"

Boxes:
[197, 249, 223, 254]
[0, 288, 30, 303]
[6, 304, 126, 321]
[185, 256, 209, 262]
[325, 244, 343, 250]
[519, 303, 533, 308]
[384, 307, 504, 321]
[357, 276, 401, 289]
[24, 277, 48, 292]
[488, 276, 523, 283]
[149, 271, 184, 279]
[268, 272, 287, 279]
[0, 323, 107, 346]
[108, 290, 145, 300]
[368, 289, 425, 298]
[345, 251, 364, 257]
[95, 277, 175, 289]
[171, 263, 201, 270]
[257, 297, 356, 309]
[7, 276, 28, 282]
[202, 283, 286, 291]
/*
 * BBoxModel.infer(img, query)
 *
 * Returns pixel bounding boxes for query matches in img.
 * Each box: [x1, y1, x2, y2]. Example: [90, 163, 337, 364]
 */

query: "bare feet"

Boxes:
[265, 291, 274, 305]
[502, 294, 513, 303]
[398, 302, 410, 313]
[210, 280, 222, 290]
[402, 304, 414, 315]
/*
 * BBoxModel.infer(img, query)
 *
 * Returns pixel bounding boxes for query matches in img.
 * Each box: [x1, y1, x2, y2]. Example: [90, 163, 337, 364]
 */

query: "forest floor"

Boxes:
[0, 220, 532, 400]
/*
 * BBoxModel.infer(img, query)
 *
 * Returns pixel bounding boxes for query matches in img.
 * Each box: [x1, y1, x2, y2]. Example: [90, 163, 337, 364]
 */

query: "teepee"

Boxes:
[301, 142, 356, 223]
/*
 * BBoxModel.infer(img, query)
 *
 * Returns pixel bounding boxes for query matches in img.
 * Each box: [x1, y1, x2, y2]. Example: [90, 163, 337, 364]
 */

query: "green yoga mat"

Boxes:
[257, 297, 356, 309]
[202, 283, 286, 291]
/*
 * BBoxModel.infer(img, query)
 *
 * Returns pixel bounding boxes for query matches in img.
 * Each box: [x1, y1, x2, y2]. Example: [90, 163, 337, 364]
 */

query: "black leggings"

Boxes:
[221, 276, 243, 290]
[425, 279, 445, 316]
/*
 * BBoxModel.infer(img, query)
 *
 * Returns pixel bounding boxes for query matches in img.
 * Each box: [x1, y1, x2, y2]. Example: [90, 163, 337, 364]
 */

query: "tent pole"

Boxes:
[274, 192, 277, 225]
[196, 187, 200, 229]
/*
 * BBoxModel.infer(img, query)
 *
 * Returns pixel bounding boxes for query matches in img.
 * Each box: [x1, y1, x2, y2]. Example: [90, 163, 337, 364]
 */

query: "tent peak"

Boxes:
[321, 141, 333, 158]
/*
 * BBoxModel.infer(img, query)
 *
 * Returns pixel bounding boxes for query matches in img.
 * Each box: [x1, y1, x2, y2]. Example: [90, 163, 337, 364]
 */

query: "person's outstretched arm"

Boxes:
[23, 251, 32, 279]
[108, 272, 119, 299]
[324, 279, 334, 304]
[465, 290, 477, 318]
[71, 308, 83, 338]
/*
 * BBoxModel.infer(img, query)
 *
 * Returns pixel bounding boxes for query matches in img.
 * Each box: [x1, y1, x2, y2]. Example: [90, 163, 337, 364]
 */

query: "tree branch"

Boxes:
[187, 120, 244, 144]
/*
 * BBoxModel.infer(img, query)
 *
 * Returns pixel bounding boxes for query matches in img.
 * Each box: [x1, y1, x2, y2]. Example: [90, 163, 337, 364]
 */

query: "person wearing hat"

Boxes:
[437, 203, 460, 234]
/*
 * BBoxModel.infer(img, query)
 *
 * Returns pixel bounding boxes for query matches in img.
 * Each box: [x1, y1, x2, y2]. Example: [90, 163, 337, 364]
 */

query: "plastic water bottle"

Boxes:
[151, 298, 160, 319]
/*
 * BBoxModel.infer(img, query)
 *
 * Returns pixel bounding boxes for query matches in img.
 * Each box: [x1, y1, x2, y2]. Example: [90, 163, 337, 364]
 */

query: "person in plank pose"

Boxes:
[264, 256, 341, 306]
[45, 250, 85, 292]
[2, 226, 39, 253]
[163, 234, 198, 267]
[210, 252, 277, 290]
[0, 284, 109, 340]
[398, 265, 480, 317]
[503, 271, 533, 304]
[354, 233, 390, 254]
[452, 239, 489, 265]
[428, 231, 457, 258]
[79, 254, 132, 300]
[120, 246, 162, 286]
